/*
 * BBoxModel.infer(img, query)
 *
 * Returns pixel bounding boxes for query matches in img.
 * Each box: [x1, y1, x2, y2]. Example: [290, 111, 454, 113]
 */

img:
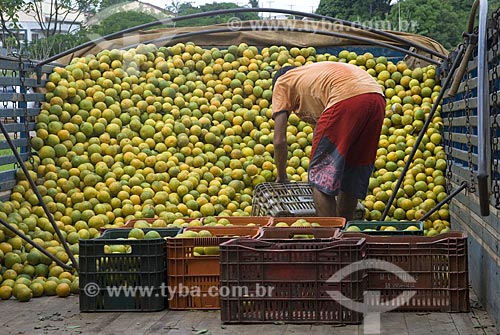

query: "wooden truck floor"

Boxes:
[0, 290, 497, 335]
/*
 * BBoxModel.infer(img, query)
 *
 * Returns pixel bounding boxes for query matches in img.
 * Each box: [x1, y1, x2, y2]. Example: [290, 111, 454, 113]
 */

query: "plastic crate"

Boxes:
[204, 216, 272, 227]
[100, 217, 200, 232]
[124, 217, 201, 227]
[251, 182, 365, 219]
[167, 226, 261, 310]
[269, 216, 346, 228]
[251, 182, 316, 217]
[100, 218, 162, 232]
[79, 228, 180, 312]
[256, 226, 340, 240]
[337, 231, 469, 312]
[220, 237, 367, 324]
[182, 226, 262, 238]
[123, 217, 166, 227]
[344, 221, 424, 235]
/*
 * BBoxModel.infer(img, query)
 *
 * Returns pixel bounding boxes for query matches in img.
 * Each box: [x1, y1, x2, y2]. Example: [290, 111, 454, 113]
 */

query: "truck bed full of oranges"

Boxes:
[0, 42, 447, 301]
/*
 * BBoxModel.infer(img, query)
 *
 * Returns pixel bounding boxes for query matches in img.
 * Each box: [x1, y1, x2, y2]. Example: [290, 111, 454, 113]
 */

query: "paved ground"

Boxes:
[0, 292, 497, 335]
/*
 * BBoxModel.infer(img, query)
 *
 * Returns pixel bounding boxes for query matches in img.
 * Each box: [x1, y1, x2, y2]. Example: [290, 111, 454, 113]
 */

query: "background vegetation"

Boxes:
[1, 0, 500, 59]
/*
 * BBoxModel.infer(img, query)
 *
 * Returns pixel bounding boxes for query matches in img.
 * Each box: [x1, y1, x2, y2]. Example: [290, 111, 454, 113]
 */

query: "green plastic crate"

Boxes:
[343, 221, 424, 235]
[79, 227, 180, 312]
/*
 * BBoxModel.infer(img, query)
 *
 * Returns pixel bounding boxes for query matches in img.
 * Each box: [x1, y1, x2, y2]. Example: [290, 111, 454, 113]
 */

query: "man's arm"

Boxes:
[273, 111, 289, 183]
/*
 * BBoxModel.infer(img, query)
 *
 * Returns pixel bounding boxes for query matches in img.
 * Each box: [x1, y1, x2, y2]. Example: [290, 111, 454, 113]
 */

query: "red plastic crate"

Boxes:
[256, 226, 340, 240]
[166, 226, 261, 310]
[338, 231, 469, 312]
[269, 216, 346, 228]
[219, 237, 367, 324]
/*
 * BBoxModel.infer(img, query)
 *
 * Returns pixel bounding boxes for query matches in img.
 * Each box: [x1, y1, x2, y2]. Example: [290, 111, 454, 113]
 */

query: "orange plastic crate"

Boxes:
[269, 216, 346, 228]
[338, 231, 469, 312]
[205, 216, 272, 227]
[166, 226, 261, 310]
[182, 226, 262, 238]
[124, 217, 200, 228]
[100, 217, 200, 232]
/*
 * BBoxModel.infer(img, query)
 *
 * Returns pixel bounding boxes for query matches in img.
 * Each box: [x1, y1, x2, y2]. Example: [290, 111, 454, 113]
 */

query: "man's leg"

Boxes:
[337, 191, 358, 221]
[335, 93, 385, 221]
[313, 187, 358, 220]
[312, 186, 337, 217]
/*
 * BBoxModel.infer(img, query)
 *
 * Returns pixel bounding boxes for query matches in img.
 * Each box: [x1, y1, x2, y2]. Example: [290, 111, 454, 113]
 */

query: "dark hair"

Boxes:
[272, 66, 296, 89]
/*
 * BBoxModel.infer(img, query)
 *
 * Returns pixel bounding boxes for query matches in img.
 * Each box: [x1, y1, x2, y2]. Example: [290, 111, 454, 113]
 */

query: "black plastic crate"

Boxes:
[251, 182, 316, 217]
[79, 228, 180, 312]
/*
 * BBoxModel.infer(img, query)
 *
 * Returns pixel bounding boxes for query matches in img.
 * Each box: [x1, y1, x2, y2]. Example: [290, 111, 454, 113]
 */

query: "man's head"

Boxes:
[271, 65, 296, 89]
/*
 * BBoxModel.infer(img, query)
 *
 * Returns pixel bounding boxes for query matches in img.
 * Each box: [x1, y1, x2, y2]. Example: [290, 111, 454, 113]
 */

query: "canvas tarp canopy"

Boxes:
[56, 19, 449, 67]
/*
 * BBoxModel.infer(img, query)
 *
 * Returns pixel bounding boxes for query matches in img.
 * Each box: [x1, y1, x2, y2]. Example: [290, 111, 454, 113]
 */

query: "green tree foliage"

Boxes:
[99, 0, 130, 10]
[175, 2, 260, 27]
[248, 0, 259, 8]
[387, 0, 461, 50]
[88, 10, 159, 36]
[316, 0, 391, 21]
[0, 0, 26, 49]
[27, 31, 90, 60]
[27, 0, 99, 36]
[386, 0, 500, 50]
[165, 0, 184, 16]
[316, 0, 500, 51]
[0, 0, 98, 58]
